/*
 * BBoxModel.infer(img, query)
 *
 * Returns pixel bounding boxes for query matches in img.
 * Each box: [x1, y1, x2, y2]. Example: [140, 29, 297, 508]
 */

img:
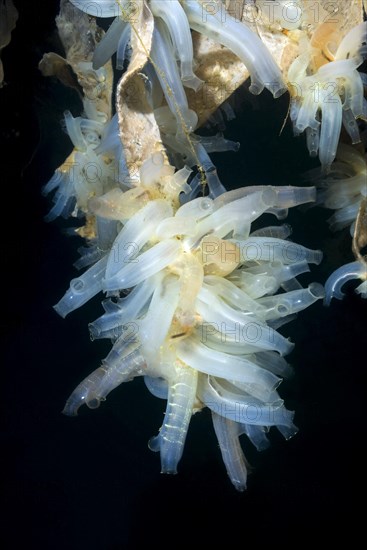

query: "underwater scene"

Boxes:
[2, 0, 366, 547]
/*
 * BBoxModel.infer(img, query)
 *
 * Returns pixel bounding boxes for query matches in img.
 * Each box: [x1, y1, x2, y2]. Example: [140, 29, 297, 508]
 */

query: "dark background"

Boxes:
[1, 1, 365, 547]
